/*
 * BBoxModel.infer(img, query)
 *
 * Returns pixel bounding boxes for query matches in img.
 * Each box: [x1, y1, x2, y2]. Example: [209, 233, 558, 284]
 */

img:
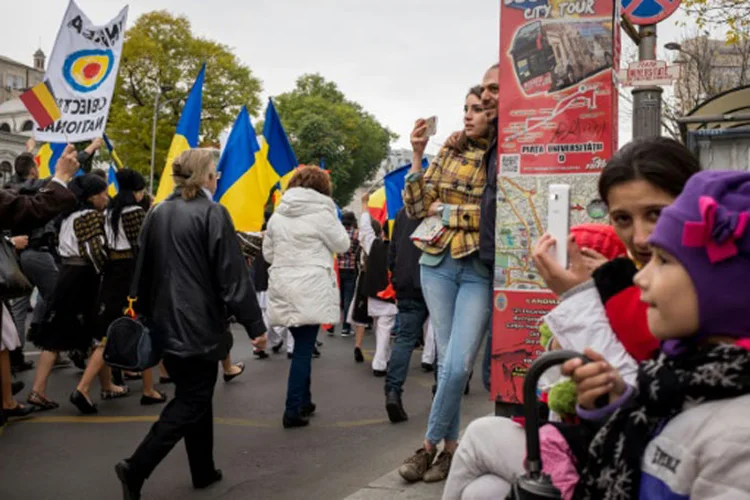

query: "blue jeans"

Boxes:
[421, 254, 491, 444]
[284, 325, 319, 416]
[11, 249, 59, 347]
[385, 296, 429, 396]
[340, 270, 357, 333]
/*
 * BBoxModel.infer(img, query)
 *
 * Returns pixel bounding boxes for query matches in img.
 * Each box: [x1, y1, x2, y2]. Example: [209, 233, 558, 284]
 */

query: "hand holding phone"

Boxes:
[547, 184, 571, 268]
[424, 116, 438, 137]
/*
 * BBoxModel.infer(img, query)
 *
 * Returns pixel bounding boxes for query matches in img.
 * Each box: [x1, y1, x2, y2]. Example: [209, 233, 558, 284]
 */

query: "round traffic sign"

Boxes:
[621, 0, 681, 25]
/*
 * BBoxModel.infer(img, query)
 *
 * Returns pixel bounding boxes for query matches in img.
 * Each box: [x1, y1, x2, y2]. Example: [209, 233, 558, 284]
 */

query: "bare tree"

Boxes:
[661, 32, 750, 135]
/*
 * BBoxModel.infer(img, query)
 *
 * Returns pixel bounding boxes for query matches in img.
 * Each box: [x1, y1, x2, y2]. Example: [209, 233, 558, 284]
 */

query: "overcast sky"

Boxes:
[2, 0, 697, 154]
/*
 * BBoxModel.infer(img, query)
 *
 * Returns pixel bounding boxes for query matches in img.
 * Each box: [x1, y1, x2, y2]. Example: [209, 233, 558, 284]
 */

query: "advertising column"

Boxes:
[492, 0, 619, 406]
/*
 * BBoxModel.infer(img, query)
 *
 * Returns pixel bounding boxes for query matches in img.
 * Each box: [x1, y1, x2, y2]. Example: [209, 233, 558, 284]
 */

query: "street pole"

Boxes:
[149, 91, 161, 195]
[632, 24, 663, 138]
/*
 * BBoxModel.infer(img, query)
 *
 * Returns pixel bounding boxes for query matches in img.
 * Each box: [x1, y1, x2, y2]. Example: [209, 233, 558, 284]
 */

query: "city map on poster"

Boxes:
[493, 174, 603, 290]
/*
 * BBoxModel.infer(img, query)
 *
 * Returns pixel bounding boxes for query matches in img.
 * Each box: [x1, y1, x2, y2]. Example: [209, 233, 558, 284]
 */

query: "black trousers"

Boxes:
[128, 354, 218, 482]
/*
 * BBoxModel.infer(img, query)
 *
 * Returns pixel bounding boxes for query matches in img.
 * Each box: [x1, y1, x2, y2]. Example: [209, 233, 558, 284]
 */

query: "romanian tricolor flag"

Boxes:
[215, 107, 278, 232]
[19, 80, 61, 129]
[107, 165, 119, 197]
[367, 187, 388, 227]
[154, 64, 206, 202]
[35, 142, 66, 179]
[383, 159, 429, 230]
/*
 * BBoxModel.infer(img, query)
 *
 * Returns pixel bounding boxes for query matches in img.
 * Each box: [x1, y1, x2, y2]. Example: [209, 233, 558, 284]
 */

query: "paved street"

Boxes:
[1, 326, 492, 499]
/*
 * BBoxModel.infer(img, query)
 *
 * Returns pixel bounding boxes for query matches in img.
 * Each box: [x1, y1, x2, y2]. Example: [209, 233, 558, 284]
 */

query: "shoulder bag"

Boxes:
[103, 217, 163, 371]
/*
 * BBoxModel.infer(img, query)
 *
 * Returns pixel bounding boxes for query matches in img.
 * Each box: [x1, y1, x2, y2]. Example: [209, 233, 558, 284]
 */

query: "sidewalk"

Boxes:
[344, 411, 495, 500]
[344, 469, 445, 500]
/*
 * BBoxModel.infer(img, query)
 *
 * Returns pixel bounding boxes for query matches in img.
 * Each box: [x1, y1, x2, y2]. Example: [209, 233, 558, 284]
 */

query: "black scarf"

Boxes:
[574, 343, 750, 500]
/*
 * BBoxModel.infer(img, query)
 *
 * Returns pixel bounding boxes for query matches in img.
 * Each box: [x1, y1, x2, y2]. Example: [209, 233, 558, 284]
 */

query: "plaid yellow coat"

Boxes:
[403, 143, 487, 259]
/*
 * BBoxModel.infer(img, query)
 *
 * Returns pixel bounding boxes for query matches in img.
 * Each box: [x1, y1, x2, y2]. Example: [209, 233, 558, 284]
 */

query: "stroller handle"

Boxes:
[523, 350, 590, 476]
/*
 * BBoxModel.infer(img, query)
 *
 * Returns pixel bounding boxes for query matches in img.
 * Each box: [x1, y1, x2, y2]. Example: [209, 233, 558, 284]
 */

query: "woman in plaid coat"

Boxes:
[398, 86, 493, 484]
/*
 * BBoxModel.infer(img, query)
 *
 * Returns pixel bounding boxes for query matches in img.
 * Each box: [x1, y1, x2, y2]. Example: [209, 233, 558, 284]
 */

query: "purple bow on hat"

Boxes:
[683, 196, 750, 263]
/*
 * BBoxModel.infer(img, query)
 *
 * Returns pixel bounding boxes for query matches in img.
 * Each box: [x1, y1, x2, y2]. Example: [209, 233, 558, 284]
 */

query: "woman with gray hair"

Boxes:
[115, 148, 267, 500]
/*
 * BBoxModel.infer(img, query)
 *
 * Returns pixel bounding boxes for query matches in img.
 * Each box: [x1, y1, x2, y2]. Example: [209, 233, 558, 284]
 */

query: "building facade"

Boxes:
[0, 51, 45, 106]
[0, 51, 45, 185]
[672, 36, 749, 115]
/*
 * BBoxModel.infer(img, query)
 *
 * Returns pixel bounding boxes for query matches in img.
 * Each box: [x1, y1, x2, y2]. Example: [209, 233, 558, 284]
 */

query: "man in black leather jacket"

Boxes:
[116, 149, 266, 499]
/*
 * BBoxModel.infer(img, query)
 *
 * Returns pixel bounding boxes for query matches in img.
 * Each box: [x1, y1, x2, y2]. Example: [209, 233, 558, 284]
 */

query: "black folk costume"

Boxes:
[32, 206, 107, 352]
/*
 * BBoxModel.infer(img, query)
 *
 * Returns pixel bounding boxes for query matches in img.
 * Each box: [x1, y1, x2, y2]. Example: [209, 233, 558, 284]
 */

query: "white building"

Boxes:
[0, 99, 34, 186]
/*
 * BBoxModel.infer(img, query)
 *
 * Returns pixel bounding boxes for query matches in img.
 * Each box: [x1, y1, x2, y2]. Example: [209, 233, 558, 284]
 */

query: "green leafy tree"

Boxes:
[272, 74, 396, 206]
[106, 11, 262, 184]
[682, 0, 750, 44]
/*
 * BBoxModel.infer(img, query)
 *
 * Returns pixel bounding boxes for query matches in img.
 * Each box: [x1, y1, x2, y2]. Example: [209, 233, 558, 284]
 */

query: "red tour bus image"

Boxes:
[509, 17, 613, 96]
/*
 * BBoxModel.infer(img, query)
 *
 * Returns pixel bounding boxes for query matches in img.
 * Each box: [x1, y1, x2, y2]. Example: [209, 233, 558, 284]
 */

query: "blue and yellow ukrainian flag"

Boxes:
[261, 98, 298, 193]
[154, 63, 206, 202]
[35, 143, 66, 179]
[262, 99, 297, 175]
[214, 107, 279, 232]
[107, 165, 119, 197]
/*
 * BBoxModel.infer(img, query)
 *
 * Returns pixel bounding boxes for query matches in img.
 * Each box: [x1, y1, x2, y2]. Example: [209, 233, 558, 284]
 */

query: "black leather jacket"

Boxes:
[138, 189, 266, 360]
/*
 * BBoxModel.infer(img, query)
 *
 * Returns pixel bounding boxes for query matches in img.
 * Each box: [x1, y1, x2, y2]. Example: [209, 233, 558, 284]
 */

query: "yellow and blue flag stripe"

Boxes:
[107, 165, 119, 197]
[154, 63, 206, 202]
[261, 98, 298, 194]
[215, 107, 279, 232]
[35, 143, 66, 179]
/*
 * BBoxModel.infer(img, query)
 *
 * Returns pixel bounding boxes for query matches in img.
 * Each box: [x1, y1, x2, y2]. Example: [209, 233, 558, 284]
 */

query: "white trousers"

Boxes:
[422, 319, 436, 365]
[371, 314, 395, 371]
[258, 292, 290, 352]
[442, 416, 526, 500]
[0, 304, 20, 351]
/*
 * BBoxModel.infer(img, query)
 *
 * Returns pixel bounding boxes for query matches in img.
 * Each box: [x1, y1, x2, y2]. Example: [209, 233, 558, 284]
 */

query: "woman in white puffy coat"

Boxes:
[263, 166, 350, 428]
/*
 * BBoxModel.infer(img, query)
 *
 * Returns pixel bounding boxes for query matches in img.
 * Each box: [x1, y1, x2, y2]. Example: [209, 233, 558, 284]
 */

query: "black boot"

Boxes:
[115, 460, 143, 500]
[300, 402, 316, 418]
[282, 412, 310, 429]
[385, 391, 408, 423]
[193, 469, 223, 489]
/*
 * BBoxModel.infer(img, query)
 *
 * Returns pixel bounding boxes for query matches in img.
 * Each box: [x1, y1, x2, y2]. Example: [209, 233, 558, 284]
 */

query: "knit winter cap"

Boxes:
[648, 170, 750, 339]
[115, 169, 146, 192]
[69, 173, 108, 202]
[571, 223, 627, 261]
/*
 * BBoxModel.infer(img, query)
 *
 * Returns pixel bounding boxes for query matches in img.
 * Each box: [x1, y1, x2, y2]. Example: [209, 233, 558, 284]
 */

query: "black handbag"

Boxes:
[507, 351, 590, 500]
[103, 220, 162, 371]
[0, 236, 32, 301]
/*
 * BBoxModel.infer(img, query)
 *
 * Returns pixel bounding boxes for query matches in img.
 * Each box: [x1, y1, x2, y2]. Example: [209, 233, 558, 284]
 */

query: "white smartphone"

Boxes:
[424, 116, 438, 137]
[547, 184, 571, 268]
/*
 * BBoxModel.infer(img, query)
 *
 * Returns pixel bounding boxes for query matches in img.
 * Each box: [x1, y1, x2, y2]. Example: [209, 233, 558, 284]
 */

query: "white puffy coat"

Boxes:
[263, 187, 350, 328]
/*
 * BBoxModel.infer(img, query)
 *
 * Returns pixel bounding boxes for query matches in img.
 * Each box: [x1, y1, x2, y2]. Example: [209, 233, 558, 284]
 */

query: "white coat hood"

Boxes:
[275, 187, 337, 220]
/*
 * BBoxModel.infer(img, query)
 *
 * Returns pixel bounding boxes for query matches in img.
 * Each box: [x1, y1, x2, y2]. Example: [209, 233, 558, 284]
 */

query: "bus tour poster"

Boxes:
[491, 0, 620, 406]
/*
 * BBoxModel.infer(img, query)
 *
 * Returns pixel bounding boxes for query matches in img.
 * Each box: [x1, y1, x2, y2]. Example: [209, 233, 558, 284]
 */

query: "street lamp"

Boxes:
[149, 83, 174, 194]
[664, 42, 682, 52]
